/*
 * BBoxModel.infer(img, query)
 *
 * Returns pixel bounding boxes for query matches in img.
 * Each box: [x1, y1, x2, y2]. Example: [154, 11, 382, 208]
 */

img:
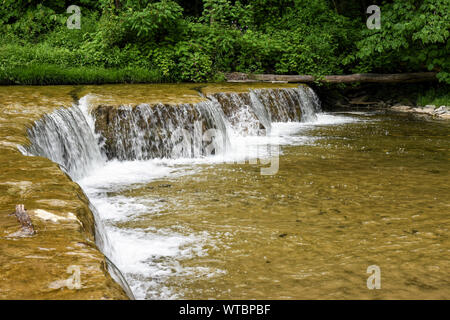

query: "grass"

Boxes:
[0, 64, 166, 85]
[416, 87, 450, 107]
[0, 42, 168, 84]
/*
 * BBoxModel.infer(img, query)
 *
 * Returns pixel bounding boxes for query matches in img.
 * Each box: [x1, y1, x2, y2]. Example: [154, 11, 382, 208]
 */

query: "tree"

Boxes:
[351, 0, 450, 83]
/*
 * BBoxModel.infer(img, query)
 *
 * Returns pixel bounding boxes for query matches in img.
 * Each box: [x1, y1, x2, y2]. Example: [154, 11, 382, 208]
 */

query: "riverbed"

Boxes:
[80, 110, 450, 299]
[2, 84, 448, 300]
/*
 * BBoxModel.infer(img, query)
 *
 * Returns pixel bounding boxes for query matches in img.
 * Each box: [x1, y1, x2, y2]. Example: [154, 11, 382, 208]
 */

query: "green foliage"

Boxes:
[0, 0, 449, 84]
[123, 0, 184, 43]
[416, 86, 450, 106]
[4, 5, 62, 43]
[0, 64, 162, 85]
[200, 0, 253, 29]
[149, 46, 178, 80]
[176, 41, 213, 82]
[0, 43, 87, 69]
[352, 0, 450, 83]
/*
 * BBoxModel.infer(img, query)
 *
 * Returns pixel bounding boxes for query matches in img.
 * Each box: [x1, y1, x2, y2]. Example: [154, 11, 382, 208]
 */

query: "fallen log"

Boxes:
[8, 204, 35, 237]
[226, 72, 437, 83]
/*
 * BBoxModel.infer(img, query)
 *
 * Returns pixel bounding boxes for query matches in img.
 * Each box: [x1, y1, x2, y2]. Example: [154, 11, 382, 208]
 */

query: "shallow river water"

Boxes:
[78, 110, 449, 299]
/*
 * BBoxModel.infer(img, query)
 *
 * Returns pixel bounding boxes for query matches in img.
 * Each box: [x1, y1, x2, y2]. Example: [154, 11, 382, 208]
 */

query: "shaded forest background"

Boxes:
[0, 0, 448, 86]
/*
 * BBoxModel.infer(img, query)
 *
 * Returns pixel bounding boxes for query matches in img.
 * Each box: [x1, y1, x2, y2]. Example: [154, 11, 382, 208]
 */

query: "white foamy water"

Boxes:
[21, 86, 364, 299]
[78, 113, 360, 299]
[79, 160, 175, 191]
[100, 226, 212, 299]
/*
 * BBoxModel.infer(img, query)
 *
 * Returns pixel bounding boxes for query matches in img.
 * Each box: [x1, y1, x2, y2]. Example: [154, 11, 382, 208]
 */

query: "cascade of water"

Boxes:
[249, 91, 272, 134]
[22, 86, 321, 180]
[23, 98, 106, 180]
[249, 89, 296, 122]
[20, 97, 135, 298]
[295, 86, 322, 122]
[95, 86, 321, 161]
[89, 202, 136, 299]
[207, 92, 263, 136]
[97, 100, 232, 161]
[19, 85, 322, 299]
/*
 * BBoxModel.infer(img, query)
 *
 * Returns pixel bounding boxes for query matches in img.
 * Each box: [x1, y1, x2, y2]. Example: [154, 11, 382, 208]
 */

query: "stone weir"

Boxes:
[92, 84, 320, 161]
[0, 83, 320, 299]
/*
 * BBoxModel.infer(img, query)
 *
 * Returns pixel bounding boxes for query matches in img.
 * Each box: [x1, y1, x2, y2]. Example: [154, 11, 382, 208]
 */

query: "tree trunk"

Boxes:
[226, 72, 438, 84]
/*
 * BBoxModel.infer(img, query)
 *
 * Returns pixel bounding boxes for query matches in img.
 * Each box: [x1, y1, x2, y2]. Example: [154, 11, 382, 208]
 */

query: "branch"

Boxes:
[8, 204, 35, 237]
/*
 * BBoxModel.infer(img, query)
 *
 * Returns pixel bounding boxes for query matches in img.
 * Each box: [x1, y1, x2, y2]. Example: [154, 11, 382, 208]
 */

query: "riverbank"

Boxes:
[391, 105, 450, 119]
[312, 83, 450, 113]
[0, 64, 165, 85]
[0, 86, 129, 299]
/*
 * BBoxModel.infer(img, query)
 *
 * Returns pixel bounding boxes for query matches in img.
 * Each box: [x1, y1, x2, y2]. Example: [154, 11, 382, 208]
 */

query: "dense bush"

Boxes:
[0, 0, 448, 84]
[351, 0, 450, 83]
[0, 64, 162, 85]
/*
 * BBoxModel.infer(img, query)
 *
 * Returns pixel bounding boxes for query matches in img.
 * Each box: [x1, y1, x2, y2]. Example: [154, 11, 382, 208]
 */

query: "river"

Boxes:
[18, 84, 450, 299]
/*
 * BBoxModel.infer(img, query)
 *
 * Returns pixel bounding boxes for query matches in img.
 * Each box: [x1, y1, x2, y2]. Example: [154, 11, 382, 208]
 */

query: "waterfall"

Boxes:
[95, 100, 231, 161]
[23, 97, 106, 180]
[19, 85, 321, 299]
[296, 86, 321, 122]
[21, 85, 321, 175]
[95, 86, 321, 162]
[20, 96, 135, 299]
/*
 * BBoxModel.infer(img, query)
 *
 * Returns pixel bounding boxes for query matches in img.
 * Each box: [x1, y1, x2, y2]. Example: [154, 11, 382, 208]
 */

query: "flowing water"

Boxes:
[21, 85, 449, 300]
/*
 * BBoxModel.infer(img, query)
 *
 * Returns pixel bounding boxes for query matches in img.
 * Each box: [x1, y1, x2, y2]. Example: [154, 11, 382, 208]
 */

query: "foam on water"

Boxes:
[78, 111, 360, 300]
[79, 160, 176, 191]
[21, 85, 364, 299]
[103, 226, 212, 299]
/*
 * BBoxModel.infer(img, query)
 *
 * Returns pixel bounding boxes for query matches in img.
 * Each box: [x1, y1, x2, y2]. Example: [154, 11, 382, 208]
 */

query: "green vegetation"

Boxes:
[0, 0, 449, 85]
[0, 64, 162, 85]
[416, 87, 450, 107]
